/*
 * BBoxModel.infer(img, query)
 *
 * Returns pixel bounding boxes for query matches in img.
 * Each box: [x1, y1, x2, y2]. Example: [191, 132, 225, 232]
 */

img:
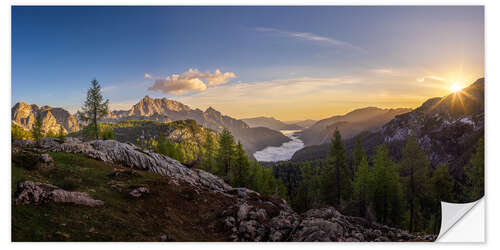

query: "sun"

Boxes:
[450, 83, 464, 93]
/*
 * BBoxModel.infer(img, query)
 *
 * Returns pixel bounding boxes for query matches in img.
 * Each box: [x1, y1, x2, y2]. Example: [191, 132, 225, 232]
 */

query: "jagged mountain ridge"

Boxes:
[103, 96, 290, 155]
[292, 78, 485, 180]
[299, 107, 412, 146]
[11, 102, 80, 134]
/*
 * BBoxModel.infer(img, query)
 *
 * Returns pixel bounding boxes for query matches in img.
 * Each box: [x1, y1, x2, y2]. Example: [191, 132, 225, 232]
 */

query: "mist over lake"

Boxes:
[253, 130, 304, 162]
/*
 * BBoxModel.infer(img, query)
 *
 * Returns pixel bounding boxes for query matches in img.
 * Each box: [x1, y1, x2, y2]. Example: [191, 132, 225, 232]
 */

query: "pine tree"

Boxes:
[31, 112, 44, 144]
[57, 125, 66, 142]
[352, 136, 365, 173]
[352, 155, 373, 217]
[465, 137, 484, 200]
[372, 145, 403, 226]
[157, 134, 168, 154]
[400, 136, 430, 232]
[430, 164, 454, 234]
[78, 79, 109, 140]
[216, 128, 236, 177]
[202, 133, 217, 173]
[231, 142, 250, 187]
[322, 128, 350, 206]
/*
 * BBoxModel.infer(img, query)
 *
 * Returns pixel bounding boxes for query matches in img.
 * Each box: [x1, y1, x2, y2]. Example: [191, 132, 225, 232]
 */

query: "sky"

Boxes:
[12, 6, 484, 121]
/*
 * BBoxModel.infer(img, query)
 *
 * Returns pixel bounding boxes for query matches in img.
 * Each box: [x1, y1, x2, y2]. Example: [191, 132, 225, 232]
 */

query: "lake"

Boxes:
[253, 130, 304, 162]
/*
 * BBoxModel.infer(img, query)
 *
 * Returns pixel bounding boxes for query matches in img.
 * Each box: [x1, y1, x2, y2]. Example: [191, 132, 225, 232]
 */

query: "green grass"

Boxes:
[12, 152, 232, 242]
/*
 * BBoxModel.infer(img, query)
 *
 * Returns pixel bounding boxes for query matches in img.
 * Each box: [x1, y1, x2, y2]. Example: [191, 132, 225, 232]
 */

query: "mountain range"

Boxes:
[298, 107, 412, 146]
[11, 102, 80, 134]
[241, 117, 304, 131]
[11, 96, 290, 155]
[292, 78, 485, 179]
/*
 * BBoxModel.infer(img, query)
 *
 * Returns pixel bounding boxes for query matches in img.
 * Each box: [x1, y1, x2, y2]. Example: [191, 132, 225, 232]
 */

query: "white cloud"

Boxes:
[147, 68, 236, 95]
[255, 27, 361, 50]
[417, 75, 446, 82]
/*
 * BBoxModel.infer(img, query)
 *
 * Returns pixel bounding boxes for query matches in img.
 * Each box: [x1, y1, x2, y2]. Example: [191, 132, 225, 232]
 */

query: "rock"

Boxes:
[237, 203, 252, 221]
[129, 187, 149, 198]
[51, 189, 104, 207]
[40, 153, 54, 168]
[27, 138, 232, 193]
[15, 181, 56, 205]
[15, 181, 104, 207]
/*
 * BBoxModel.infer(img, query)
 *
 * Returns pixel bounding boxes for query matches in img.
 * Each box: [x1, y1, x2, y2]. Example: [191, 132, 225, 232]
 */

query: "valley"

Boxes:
[253, 130, 305, 162]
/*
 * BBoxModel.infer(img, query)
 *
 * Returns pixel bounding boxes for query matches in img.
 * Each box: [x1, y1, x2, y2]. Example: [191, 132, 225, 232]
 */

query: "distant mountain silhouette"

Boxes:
[242, 116, 303, 131]
[292, 78, 485, 180]
[299, 107, 411, 146]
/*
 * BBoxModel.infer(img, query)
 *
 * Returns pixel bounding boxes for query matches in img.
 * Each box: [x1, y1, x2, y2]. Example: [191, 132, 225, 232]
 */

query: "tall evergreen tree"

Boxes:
[465, 137, 484, 200]
[352, 136, 365, 173]
[31, 112, 44, 144]
[430, 164, 454, 234]
[78, 79, 109, 140]
[216, 128, 236, 177]
[321, 128, 350, 206]
[352, 155, 373, 217]
[202, 133, 217, 173]
[231, 142, 250, 187]
[400, 136, 430, 232]
[57, 125, 66, 142]
[372, 144, 403, 226]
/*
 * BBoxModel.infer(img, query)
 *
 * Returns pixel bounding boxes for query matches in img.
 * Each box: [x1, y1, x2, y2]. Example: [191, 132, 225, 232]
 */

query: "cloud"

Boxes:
[255, 27, 361, 50]
[144, 73, 152, 79]
[147, 68, 236, 95]
[417, 75, 446, 82]
[371, 68, 394, 75]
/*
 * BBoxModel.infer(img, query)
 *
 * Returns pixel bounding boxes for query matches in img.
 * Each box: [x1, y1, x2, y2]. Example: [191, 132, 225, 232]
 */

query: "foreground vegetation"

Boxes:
[12, 152, 235, 241]
[271, 129, 484, 234]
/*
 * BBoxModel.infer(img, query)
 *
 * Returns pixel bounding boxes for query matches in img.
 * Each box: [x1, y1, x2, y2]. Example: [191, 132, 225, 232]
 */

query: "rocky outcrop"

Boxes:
[223, 201, 435, 242]
[15, 181, 104, 207]
[11, 102, 80, 134]
[13, 138, 435, 242]
[14, 138, 232, 193]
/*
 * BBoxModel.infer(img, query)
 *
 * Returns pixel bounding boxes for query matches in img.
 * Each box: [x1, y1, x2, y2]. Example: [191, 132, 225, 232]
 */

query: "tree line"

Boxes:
[274, 129, 484, 234]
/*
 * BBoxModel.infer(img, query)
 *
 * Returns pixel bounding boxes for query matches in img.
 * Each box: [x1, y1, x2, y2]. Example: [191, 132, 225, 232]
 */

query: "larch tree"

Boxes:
[78, 79, 109, 140]
[216, 128, 236, 177]
[400, 136, 430, 232]
[322, 128, 350, 206]
[372, 144, 403, 226]
[31, 112, 44, 144]
[230, 142, 250, 187]
[465, 137, 484, 200]
[352, 155, 373, 217]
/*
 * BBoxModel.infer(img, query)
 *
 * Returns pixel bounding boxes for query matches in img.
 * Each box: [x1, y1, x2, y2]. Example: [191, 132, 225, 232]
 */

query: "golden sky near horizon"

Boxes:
[172, 69, 484, 121]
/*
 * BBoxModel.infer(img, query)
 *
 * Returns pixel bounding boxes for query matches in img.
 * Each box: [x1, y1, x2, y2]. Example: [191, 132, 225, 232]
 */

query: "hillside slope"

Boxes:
[12, 138, 434, 242]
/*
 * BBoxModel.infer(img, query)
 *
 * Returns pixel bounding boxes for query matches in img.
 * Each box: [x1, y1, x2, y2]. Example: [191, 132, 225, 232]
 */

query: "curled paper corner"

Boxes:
[436, 197, 484, 242]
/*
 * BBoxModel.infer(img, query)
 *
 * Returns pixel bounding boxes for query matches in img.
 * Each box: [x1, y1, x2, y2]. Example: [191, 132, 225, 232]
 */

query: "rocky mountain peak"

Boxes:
[11, 102, 80, 134]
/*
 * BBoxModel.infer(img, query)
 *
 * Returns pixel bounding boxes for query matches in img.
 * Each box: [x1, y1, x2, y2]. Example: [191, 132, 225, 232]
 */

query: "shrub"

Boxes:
[12, 152, 41, 170]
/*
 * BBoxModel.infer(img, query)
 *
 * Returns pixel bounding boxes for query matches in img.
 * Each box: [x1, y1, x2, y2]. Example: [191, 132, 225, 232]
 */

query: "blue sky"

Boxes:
[12, 6, 484, 120]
